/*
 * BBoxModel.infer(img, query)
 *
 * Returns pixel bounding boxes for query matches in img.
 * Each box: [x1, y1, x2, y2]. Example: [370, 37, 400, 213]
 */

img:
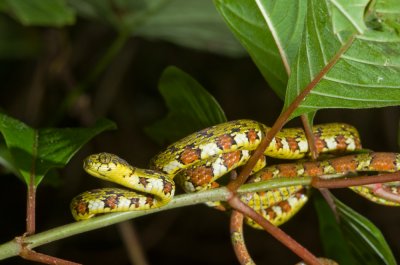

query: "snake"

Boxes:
[230, 153, 400, 265]
[240, 152, 400, 228]
[70, 119, 399, 225]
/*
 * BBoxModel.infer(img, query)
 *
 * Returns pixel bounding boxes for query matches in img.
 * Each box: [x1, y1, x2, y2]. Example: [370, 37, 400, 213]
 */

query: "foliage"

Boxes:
[145, 66, 227, 144]
[0, 114, 115, 185]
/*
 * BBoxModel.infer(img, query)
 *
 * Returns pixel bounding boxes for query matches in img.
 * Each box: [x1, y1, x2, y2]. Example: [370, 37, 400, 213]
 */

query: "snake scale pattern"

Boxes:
[70, 119, 400, 227]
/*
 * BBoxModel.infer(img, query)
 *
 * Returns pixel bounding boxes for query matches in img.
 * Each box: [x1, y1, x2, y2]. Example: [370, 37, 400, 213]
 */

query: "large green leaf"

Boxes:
[313, 193, 357, 265]
[214, 0, 307, 99]
[67, 0, 245, 57]
[0, 113, 116, 185]
[335, 198, 396, 265]
[315, 190, 396, 265]
[285, 0, 400, 118]
[145, 66, 227, 144]
[2, 0, 75, 26]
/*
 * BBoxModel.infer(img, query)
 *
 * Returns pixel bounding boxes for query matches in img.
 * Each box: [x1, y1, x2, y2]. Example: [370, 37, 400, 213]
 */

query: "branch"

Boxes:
[19, 247, 80, 265]
[0, 177, 310, 261]
[26, 130, 39, 235]
[2, 170, 398, 261]
[228, 196, 321, 265]
[230, 210, 255, 265]
[311, 172, 400, 189]
[228, 36, 355, 192]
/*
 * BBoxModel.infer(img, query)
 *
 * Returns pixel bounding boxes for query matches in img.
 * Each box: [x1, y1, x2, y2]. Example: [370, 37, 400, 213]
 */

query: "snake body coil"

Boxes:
[71, 119, 397, 226]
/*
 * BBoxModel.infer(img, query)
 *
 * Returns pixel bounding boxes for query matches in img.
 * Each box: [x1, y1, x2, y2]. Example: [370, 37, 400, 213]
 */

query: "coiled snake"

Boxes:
[70, 119, 400, 227]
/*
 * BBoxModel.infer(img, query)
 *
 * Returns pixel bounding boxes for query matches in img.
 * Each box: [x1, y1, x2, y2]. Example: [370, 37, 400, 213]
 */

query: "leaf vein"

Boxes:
[310, 90, 398, 102]
[323, 76, 400, 88]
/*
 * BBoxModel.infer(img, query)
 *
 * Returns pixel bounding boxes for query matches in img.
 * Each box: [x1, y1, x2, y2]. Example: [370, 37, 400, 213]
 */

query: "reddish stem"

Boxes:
[228, 36, 355, 192]
[230, 210, 255, 265]
[26, 131, 38, 235]
[228, 196, 321, 265]
[301, 115, 318, 160]
[26, 184, 36, 235]
[19, 247, 80, 265]
[312, 172, 400, 189]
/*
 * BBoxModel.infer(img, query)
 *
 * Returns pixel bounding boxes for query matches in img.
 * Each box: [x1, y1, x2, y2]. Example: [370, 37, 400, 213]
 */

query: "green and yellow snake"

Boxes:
[70, 119, 400, 227]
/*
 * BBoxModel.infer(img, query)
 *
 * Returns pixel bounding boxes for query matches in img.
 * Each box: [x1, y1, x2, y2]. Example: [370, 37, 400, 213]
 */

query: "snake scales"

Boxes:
[70, 119, 400, 227]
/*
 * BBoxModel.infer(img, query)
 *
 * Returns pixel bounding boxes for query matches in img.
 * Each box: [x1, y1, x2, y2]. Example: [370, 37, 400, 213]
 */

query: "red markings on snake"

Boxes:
[179, 146, 201, 165]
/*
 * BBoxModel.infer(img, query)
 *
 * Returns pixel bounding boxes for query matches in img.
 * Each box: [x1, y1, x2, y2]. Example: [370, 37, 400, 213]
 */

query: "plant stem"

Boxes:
[311, 172, 400, 189]
[19, 247, 80, 265]
[0, 187, 230, 260]
[301, 114, 318, 160]
[230, 210, 255, 265]
[228, 36, 355, 192]
[26, 130, 39, 235]
[26, 184, 36, 235]
[228, 196, 321, 265]
[1, 170, 398, 261]
[0, 178, 310, 261]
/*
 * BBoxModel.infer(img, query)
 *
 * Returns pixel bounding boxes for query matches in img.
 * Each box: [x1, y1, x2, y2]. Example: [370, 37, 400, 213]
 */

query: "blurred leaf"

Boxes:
[3, 0, 75, 26]
[0, 113, 116, 185]
[0, 16, 41, 59]
[214, 0, 307, 99]
[66, 0, 121, 27]
[284, 0, 400, 119]
[314, 192, 358, 265]
[133, 0, 246, 57]
[67, 0, 246, 57]
[145, 66, 227, 144]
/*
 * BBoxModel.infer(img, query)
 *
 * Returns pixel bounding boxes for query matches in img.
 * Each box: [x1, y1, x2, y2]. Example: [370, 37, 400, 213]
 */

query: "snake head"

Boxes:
[83, 153, 132, 181]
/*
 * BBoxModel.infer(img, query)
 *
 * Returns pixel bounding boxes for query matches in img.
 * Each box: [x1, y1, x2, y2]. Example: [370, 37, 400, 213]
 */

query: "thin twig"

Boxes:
[301, 115, 318, 160]
[228, 196, 321, 265]
[19, 243, 80, 265]
[230, 210, 255, 265]
[26, 130, 39, 235]
[318, 189, 339, 221]
[311, 172, 400, 189]
[26, 185, 36, 235]
[226, 34, 355, 265]
[117, 221, 150, 265]
[228, 36, 355, 192]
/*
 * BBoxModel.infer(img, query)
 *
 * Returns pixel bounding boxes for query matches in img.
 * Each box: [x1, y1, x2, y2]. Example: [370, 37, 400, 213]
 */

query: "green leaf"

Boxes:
[0, 141, 20, 178]
[335, 198, 396, 265]
[0, 113, 116, 185]
[133, 0, 246, 57]
[68, 0, 245, 57]
[3, 0, 75, 26]
[214, 0, 307, 99]
[145, 66, 227, 144]
[284, 0, 400, 119]
[313, 192, 358, 265]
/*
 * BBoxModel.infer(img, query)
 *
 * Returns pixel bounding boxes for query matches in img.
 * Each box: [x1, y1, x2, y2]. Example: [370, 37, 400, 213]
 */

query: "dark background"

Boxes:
[1, 14, 400, 265]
